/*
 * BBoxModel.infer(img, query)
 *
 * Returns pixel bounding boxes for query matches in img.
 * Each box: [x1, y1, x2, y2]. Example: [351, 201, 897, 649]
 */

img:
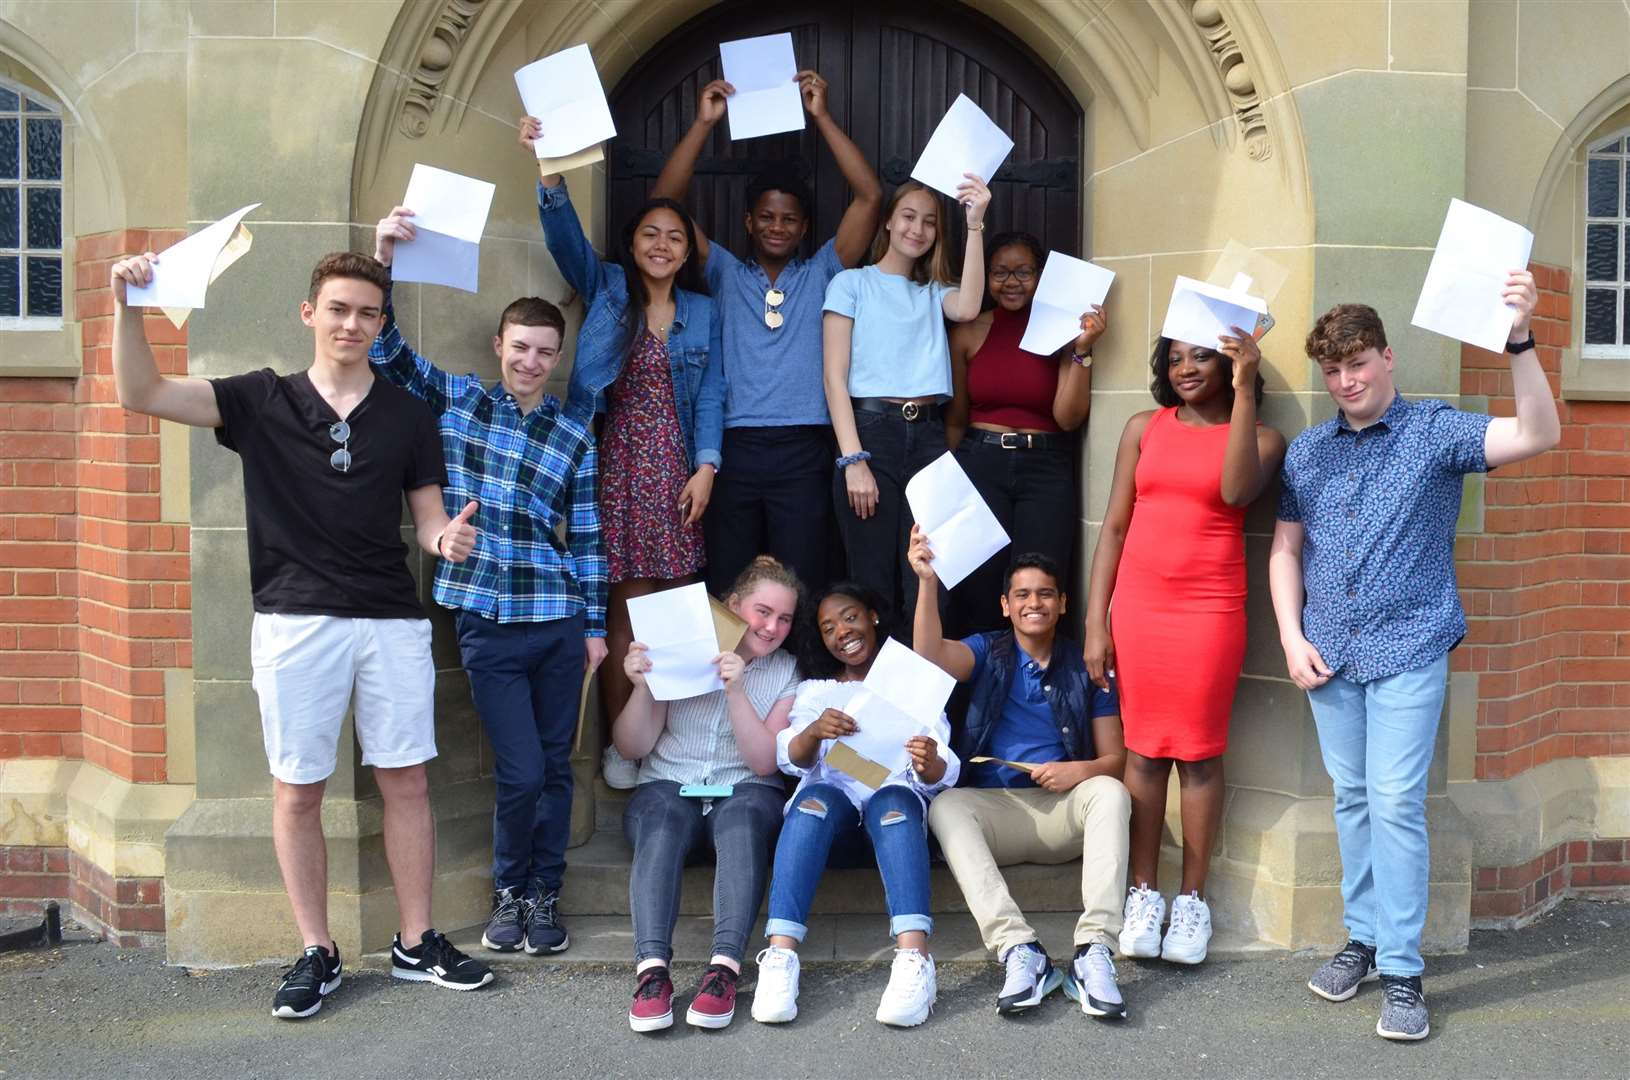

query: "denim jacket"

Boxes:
[537, 180, 724, 470]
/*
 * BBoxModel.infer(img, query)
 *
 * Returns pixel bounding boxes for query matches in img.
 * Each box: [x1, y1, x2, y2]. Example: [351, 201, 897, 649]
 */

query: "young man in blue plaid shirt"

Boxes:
[372, 208, 609, 956]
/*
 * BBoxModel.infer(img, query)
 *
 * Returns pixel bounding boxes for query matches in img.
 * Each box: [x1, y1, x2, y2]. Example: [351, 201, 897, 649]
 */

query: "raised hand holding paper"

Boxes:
[1160, 274, 1271, 351]
[391, 164, 496, 293]
[626, 583, 723, 701]
[910, 94, 1014, 200]
[125, 203, 260, 328]
[905, 451, 1010, 589]
[1018, 251, 1116, 356]
[1410, 198, 1534, 353]
[513, 44, 617, 172]
[831, 639, 956, 786]
[718, 33, 803, 140]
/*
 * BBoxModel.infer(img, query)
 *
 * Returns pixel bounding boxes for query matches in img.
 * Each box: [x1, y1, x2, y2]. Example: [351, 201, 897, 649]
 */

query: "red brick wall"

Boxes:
[1455, 263, 1630, 781]
[0, 843, 164, 947]
[0, 229, 192, 782]
[1472, 837, 1630, 925]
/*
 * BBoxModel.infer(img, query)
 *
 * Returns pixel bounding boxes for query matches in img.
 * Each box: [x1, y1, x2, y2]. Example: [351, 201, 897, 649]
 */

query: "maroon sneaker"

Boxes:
[685, 963, 738, 1029]
[628, 967, 674, 1032]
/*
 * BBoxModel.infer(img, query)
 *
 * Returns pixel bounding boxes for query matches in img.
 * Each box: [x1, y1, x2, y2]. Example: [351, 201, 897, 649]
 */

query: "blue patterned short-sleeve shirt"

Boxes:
[1277, 394, 1492, 683]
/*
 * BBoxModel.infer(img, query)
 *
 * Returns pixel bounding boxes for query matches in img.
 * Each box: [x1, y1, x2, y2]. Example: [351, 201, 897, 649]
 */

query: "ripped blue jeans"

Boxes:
[765, 782, 933, 942]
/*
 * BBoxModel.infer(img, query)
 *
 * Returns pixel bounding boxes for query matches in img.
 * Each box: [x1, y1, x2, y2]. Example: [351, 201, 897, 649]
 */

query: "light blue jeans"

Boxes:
[1306, 654, 1447, 977]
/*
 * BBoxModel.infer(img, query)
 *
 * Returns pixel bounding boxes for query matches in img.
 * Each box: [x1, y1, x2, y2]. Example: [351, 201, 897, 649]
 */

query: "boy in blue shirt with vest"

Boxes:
[650, 69, 883, 597]
[909, 528, 1132, 1021]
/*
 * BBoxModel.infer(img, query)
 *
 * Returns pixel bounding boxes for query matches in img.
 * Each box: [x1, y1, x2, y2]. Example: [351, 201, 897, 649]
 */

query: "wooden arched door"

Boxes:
[606, 0, 1083, 259]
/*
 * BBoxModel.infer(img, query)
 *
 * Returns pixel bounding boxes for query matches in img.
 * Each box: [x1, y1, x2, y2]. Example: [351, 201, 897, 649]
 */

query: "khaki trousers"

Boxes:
[928, 775, 1130, 957]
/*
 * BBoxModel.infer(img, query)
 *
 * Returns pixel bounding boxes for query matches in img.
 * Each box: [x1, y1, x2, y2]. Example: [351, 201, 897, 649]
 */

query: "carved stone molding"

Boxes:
[1185, 0, 1272, 161]
[398, 0, 493, 139]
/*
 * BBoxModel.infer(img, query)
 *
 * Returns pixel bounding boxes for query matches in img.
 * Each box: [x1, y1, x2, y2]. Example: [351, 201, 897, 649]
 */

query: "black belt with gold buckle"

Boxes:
[851, 397, 942, 422]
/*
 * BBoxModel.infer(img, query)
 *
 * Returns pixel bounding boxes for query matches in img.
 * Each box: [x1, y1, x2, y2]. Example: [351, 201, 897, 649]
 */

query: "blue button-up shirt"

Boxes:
[704, 239, 844, 428]
[370, 299, 608, 633]
[1277, 394, 1492, 683]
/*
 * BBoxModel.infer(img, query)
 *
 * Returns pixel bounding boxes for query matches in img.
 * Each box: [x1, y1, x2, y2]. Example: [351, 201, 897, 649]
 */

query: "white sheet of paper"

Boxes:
[126, 203, 261, 313]
[1207, 240, 1291, 305]
[391, 164, 496, 293]
[910, 93, 1014, 199]
[1410, 198, 1534, 353]
[514, 44, 618, 160]
[831, 639, 957, 777]
[719, 33, 804, 140]
[1018, 250, 1116, 356]
[1159, 274, 1270, 351]
[905, 452, 1011, 589]
[626, 583, 724, 701]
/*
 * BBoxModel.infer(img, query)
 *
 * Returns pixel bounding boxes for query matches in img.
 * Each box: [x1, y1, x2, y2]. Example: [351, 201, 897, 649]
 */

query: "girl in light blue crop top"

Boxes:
[820, 177, 994, 625]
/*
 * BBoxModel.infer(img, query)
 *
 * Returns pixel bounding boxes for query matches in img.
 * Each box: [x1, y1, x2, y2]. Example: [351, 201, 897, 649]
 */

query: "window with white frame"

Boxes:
[0, 79, 62, 322]
[1583, 130, 1630, 359]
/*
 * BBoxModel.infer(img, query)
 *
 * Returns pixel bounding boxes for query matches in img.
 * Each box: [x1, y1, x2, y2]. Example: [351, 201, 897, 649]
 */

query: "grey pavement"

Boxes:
[1, 900, 1626, 1080]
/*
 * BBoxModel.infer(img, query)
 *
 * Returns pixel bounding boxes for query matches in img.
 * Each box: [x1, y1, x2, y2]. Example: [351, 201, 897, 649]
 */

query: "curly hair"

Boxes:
[1148, 336, 1266, 408]
[794, 580, 891, 679]
[1306, 303, 1388, 364]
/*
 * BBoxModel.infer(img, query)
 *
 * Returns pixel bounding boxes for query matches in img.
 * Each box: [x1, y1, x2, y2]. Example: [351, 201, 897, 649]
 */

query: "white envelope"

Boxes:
[1160, 274, 1270, 351]
[910, 93, 1014, 199]
[719, 33, 804, 141]
[1410, 198, 1535, 353]
[627, 582, 724, 702]
[514, 44, 618, 168]
[1018, 251, 1116, 356]
[391, 164, 496, 294]
[832, 639, 956, 778]
[905, 451, 1011, 589]
[125, 203, 261, 328]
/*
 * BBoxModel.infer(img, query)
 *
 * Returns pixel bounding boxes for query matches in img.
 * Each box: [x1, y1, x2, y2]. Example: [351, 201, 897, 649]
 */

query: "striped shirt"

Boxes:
[639, 649, 800, 790]
[370, 299, 608, 632]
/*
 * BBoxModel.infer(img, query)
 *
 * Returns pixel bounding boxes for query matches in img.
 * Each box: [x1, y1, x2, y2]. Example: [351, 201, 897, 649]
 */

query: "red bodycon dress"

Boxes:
[1110, 406, 1247, 760]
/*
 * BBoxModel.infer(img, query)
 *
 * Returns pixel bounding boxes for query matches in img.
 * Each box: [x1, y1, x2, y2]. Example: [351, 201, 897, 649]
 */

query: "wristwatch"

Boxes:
[1505, 333, 1536, 354]
[1071, 348, 1093, 368]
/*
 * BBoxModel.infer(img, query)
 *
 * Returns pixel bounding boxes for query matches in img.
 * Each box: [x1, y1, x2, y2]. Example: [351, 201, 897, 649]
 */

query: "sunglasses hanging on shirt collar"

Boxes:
[764, 287, 786, 330]
[328, 420, 352, 473]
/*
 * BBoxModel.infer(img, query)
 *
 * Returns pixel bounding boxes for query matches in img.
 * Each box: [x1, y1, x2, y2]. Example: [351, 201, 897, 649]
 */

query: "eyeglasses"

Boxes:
[764, 287, 786, 330]
[328, 420, 352, 473]
[989, 267, 1037, 284]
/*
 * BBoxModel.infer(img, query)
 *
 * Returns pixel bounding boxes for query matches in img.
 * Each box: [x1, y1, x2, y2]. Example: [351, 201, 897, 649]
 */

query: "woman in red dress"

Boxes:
[1082, 326, 1284, 966]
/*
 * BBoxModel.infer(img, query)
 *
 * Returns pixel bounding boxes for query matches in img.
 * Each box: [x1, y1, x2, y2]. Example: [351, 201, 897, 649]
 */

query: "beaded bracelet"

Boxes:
[836, 450, 873, 469]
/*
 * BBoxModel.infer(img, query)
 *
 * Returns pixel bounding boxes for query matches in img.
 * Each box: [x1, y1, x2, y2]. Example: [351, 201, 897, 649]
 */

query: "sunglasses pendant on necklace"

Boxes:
[764, 287, 786, 330]
[328, 420, 352, 474]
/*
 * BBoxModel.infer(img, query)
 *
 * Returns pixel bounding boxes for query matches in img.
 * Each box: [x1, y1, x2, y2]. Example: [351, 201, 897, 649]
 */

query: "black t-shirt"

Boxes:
[211, 368, 448, 618]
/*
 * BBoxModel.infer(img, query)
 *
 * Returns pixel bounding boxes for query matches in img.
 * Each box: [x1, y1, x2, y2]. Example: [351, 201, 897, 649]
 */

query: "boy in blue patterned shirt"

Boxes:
[1268, 275, 1559, 1041]
[372, 208, 609, 958]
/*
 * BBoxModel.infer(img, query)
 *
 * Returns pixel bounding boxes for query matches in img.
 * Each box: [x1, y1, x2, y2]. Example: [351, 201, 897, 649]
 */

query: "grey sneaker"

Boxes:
[1308, 940, 1378, 1002]
[1376, 974, 1429, 1041]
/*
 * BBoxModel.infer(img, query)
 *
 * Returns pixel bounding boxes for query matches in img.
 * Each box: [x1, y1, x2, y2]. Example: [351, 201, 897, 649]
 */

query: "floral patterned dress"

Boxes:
[599, 329, 706, 582]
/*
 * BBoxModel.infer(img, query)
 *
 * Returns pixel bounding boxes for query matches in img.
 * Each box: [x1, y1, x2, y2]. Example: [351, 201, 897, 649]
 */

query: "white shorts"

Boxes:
[250, 613, 437, 784]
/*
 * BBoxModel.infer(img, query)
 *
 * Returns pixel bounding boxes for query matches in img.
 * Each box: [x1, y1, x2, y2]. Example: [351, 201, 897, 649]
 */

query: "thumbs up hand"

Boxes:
[438, 500, 479, 563]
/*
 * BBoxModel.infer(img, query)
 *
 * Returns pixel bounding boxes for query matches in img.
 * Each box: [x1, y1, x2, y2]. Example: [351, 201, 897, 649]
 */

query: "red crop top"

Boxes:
[966, 305, 1062, 432]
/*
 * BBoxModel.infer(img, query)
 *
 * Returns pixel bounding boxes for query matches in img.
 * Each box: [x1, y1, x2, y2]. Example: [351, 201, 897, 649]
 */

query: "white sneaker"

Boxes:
[750, 946, 800, 1023]
[1064, 942, 1126, 1019]
[1161, 891, 1212, 964]
[601, 744, 640, 790]
[875, 948, 936, 1027]
[1117, 884, 1165, 959]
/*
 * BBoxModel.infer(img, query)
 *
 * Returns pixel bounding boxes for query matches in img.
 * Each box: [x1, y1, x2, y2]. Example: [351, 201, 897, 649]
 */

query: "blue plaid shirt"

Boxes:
[1277, 394, 1491, 683]
[370, 300, 607, 633]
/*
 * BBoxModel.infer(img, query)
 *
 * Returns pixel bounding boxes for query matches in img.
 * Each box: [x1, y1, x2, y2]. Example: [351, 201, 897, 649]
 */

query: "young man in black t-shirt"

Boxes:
[111, 248, 495, 1018]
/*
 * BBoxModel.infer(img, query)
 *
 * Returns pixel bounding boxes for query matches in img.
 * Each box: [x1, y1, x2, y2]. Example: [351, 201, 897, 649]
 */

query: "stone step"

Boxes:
[564, 804, 1084, 919]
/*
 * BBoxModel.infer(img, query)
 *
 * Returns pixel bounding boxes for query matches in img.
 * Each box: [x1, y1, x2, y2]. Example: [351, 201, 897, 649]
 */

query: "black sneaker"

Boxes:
[525, 888, 569, 955]
[272, 943, 342, 1019]
[481, 886, 527, 952]
[1376, 974, 1430, 1041]
[1308, 940, 1378, 1002]
[391, 929, 496, 991]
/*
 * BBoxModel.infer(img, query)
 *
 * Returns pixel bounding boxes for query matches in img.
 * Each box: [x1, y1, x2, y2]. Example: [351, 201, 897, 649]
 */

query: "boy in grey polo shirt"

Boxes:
[651, 69, 882, 597]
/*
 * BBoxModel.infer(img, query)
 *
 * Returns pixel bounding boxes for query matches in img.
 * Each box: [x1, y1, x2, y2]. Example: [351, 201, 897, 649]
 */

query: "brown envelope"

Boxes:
[824, 741, 892, 790]
[709, 595, 748, 652]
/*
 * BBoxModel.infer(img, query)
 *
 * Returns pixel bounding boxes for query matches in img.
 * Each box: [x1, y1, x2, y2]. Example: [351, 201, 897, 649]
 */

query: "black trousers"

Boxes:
[948, 433, 1077, 635]
[705, 425, 836, 598]
[832, 410, 949, 634]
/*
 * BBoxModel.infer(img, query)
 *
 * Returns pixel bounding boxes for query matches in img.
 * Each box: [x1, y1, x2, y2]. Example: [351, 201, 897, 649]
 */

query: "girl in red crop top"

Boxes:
[944, 232, 1107, 633]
